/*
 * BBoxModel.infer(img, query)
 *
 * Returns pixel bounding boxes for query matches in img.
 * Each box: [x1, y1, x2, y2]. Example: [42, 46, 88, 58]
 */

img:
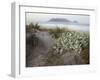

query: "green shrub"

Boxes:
[46, 31, 89, 64]
[26, 23, 34, 32]
[34, 23, 40, 30]
[49, 27, 66, 39]
[54, 31, 89, 55]
[26, 23, 40, 32]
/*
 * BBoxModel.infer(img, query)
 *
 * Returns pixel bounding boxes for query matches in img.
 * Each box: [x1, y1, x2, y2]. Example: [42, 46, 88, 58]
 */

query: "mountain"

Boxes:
[48, 18, 71, 23]
[73, 20, 78, 23]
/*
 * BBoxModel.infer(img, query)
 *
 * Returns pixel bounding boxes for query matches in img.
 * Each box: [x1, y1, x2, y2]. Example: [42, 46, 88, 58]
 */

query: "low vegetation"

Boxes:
[26, 23, 89, 66]
[46, 31, 89, 64]
[26, 23, 40, 32]
[49, 27, 66, 39]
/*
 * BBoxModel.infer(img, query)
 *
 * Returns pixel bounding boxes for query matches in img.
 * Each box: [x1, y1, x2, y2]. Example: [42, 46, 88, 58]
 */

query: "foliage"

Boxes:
[53, 31, 89, 55]
[26, 34, 40, 48]
[26, 23, 89, 64]
[34, 23, 40, 30]
[49, 27, 66, 39]
[26, 23, 33, 32]
[45, 48, 64, 65]
[26, 23, 40, 32]
[46, 31, 89, 64]
[81, 45, 89, 64]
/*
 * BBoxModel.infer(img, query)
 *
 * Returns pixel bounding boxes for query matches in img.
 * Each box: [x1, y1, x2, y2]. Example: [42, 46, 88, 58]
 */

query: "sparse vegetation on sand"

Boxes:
[49, 27, 66, 39]
[46, 31, 89, 65]
[26, 23, 89, 67]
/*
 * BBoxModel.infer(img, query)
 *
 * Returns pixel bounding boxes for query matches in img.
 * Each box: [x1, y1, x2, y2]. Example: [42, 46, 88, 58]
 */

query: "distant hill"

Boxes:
[73, 20, 78, 23]
[48, 18, 71, 23]
[39, 18, 89, 26]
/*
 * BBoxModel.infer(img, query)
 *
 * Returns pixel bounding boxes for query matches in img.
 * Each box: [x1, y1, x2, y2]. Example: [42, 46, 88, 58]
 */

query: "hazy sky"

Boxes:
[26, 13, 90, 25]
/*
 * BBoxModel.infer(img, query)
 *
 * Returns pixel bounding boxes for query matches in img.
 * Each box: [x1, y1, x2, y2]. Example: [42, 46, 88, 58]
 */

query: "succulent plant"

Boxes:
[51, 31, 89, 56]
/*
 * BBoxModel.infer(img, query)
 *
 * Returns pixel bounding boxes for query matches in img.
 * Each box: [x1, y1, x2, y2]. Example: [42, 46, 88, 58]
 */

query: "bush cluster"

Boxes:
[26, 23, 40, 32]
[53, 31, 89, 55]
[46, 31, 89, 64]
[49, 27, 66, 39]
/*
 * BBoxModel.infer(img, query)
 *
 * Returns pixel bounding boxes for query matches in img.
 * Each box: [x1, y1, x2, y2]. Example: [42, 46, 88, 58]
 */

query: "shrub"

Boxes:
[53, 31, 89, 55]
[49, 27, 66, 39]
[34, 23, 40, 30]
[26, 23, 40, 32]
[26, 23, 34, 32]
[81, 43, 89, 64]
[45, 48, 64, 65]
[46, 31, 89, 64]
[26, 34, 40, 48]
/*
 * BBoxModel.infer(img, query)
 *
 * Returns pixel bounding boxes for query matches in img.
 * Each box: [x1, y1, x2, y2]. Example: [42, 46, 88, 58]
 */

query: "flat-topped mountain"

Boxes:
[48, 18, 71, 23]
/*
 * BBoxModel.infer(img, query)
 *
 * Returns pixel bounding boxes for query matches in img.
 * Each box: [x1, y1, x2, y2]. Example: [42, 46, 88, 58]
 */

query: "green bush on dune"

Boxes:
[49, 27, 66, 39]
[56, 31, 89, 54]
[46, 31, 89, 64]
[26, 23, 40, 32]
[26, 23, 89, 65]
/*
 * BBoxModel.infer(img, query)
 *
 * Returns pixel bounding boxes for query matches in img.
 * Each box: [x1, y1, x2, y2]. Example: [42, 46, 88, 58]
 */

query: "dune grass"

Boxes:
[26, 23, 89, 66]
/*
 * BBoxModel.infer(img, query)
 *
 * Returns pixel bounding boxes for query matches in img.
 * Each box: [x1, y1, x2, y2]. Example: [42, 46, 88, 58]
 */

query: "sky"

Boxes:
[26, 12, 90, 25]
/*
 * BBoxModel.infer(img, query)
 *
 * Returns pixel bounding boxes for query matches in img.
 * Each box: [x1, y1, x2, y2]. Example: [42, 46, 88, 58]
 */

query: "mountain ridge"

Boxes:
[48, 18, 71, 23]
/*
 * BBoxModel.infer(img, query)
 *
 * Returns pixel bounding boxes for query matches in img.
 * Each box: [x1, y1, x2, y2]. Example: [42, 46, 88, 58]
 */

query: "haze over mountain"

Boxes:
[48, 18, 71, 23]
[47, 18, 81, 24]
[46, 18, 89, 26]
[26, 13, 90, 25]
